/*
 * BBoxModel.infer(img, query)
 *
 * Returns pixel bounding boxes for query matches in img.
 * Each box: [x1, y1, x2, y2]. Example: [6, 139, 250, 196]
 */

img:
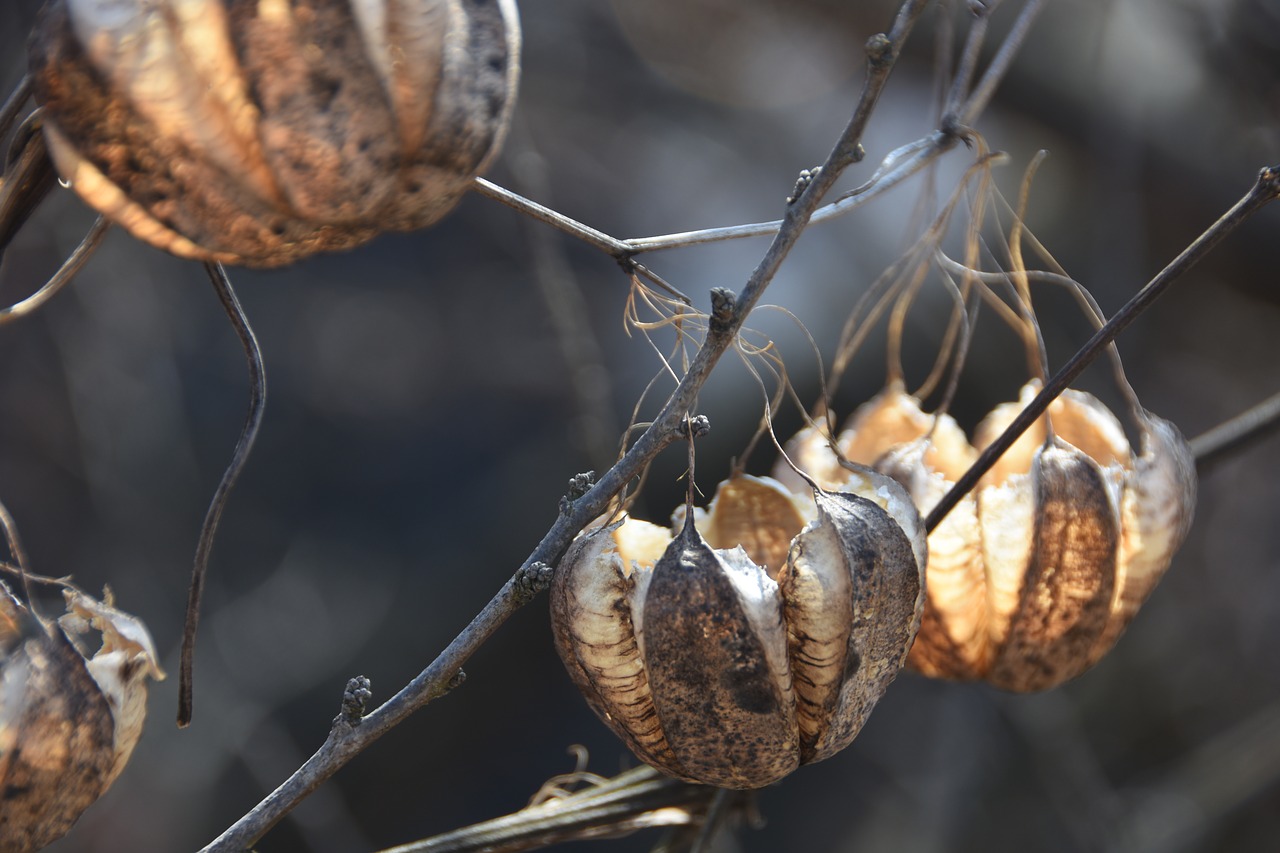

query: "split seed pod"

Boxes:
[780, 382, 1195, 691]
[0, 584, 164, 852]
[550, 473, 926, 789]
[28, 0, 521, 267]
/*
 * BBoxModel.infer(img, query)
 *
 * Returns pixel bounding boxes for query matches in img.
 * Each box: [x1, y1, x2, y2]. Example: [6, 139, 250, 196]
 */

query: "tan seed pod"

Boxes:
[799, 382, 1196, 691]
[774, 388, 988, 680]
[27, 0, 521, 267]
[0, 585, 164, 852]
[550, 473, 925, 789]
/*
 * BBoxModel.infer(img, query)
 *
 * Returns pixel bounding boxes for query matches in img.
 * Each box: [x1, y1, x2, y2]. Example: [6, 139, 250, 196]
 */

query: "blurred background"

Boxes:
[2, 0, 1279, 850]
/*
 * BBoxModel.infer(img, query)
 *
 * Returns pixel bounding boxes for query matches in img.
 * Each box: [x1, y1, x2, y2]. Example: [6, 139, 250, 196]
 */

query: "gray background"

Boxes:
[2, 1, 1279, 851]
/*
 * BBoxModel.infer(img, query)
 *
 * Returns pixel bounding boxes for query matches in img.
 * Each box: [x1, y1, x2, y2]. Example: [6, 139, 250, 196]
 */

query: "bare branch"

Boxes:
[376, 766, 719, 853]
[201, 2, 931, 846]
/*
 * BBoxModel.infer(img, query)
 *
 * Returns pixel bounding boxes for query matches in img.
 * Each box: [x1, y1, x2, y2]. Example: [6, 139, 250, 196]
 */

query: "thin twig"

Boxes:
[0, 498, 36, 613]
[0, 74, 32, 144]
[1189, 388, 1280, 466]
[625, 133, 948, 253]
[941, 0, 991, 121]
[202, 4, 929, 847]
[924, 164, 1280, 534]
[472, 177, 633, 257]
[0, 110, 58, 259]
[178, 262, 268, 727]
[949, 0, 1046, 130]
[0, 216, 109, 324]
[0, 499, 30, 573]
[377, 766, 716, 853]
[473, 134, 948, 259]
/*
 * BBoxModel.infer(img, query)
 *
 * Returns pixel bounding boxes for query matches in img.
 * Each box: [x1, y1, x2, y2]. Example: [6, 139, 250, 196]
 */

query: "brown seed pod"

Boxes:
[0, 584, 164, 852]
[27, 0, 521, 267]
[780, 382, 1196, 691]
[550, 473, 925, 789]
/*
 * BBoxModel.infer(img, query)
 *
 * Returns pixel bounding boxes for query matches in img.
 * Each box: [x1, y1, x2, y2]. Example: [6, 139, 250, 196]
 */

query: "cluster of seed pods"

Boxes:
[552, 378, 1196, 787]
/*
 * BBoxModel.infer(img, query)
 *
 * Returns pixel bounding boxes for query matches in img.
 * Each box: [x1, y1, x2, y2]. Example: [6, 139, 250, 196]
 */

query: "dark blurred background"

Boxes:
[2, 1, 1279, 851]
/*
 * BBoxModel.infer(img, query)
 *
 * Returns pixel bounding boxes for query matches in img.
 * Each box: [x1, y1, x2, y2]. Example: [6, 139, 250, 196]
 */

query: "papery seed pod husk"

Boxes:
[775, 387, 987, 680]
[28, 0, 521, 267]
[551, 473, 925, 789]
[0, 584, 164, 852]
[803, 381, 1196, 691]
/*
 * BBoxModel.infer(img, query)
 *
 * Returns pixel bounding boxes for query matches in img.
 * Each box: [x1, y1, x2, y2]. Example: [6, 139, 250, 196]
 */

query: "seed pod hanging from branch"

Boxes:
[26, 0, 521, 267]
[550, 472, 926, 789]
[779, 381, 1195, 691]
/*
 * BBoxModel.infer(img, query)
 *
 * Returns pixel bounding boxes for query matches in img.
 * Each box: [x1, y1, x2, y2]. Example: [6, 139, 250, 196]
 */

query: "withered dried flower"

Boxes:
[551, 472, 925, 789]
[0, 584, 164, 852]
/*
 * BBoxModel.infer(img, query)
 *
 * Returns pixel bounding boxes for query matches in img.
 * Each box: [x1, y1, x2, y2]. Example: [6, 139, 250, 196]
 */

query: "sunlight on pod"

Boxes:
[0, 584, 164, 852]
[777, 381, 1195, 691]
[550, 473, 925, 789]
[27, 0, 521, 267]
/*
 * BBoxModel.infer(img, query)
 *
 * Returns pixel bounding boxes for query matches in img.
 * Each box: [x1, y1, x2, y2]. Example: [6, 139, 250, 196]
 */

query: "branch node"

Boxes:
[337, 676, 372, 727]
[787, 167, 823, 205]
[559, 471, 596, 515]
[866, 33, 893, 66]
[1259, 164, 1280, 199]
[709, 288, 737, 334]
[513, 561, 555, 604]
[446, 669, 467, 693]
[683, 415, 712, 441]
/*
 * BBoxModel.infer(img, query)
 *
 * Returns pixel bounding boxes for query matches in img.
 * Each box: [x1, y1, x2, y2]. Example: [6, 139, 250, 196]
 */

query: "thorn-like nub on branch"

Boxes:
[559, 471, 596, 516]
[446, 669, 467, 692]
[866, 33, 893, 66]
[709, 288, 737, 334]
[1260, 164, 1280, 198]
[683, 415, 711, 440]
[787, 167, 823, 205]
[566, 471, 595, 501]
[514, 561, 555, 603]
[338, 676, 373, 726]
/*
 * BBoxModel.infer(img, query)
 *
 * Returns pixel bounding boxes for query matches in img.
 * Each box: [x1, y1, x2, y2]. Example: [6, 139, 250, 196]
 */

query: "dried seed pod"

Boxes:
[795, 382, 1196, 691]
[27, 0, 521, 267]
[775, 388, 988, 680]
[0, 585, 164, 852]
[551, 473, 925, 789]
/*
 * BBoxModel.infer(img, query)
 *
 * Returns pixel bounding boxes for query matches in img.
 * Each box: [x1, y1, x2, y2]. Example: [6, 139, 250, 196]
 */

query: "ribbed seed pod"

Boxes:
[0, 585, 164, 852]
[550, 473, 925, 789]
[27, 0, 521, 267]
[778, 382, 1196, 691]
